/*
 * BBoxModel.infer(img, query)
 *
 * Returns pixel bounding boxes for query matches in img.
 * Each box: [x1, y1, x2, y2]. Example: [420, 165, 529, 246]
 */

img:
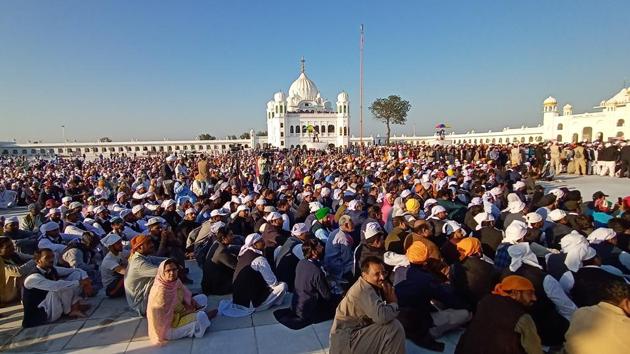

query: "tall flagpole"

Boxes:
[359, 24, 364, 147]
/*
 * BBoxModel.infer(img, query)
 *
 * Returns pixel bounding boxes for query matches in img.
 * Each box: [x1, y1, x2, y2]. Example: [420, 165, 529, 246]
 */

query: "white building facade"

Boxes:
[266, 58, 350, 149]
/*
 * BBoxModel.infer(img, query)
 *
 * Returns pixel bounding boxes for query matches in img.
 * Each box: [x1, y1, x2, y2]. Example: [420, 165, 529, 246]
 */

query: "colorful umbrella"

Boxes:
[435, 123, 451, 129]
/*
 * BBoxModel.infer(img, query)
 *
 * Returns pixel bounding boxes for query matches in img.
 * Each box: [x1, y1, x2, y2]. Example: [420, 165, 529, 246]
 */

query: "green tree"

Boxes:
[256, 130, 267, 136]
[239, 132, 251, 139]
[227, 135, 237, 140]
[198, 133, 216, 140]
[369, 95, 411, 145]
[99, 137, 112, 142]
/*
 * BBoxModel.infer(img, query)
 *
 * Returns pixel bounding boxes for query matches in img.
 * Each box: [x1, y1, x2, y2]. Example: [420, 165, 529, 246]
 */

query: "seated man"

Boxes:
[3, 216, 38, 254]
[324, 215, 355, 286]
[38, 221, 72, 258]
[0, 236, 35, 304]
[330, 256, 405, 354]
[201, 226, 237, 295]
[100, 233, 128, 298]
[564, 276, 630, 354]
[59, 232, 103, 291]
[455, 275, 543, 354]
[219, 233, 287, 317]
[355, 222, 386, 276]
[275, 223, 310, 292]
[22, 248, 92, 328]
[395, 241, 470, 351]
[124, 235, 166, 316]
[274, 238, 337, 329]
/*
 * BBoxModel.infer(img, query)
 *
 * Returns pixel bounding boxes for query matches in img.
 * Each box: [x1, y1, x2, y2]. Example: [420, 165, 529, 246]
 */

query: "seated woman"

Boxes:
[219, 233, 287, 317]
[202, 226, 237, 295]
[147, 259, 217, 345]
[0, 236, 35, 304]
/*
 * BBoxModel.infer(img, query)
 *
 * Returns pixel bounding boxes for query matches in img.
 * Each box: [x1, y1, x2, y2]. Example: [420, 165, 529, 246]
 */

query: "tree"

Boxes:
[198, 133, 216, 140]
[369, 95, 411, 145]
[239, 132, 251, 139]
[256, 130, 267, 136]
[99, 137, 112, 142]
[227, 135, 237, 140]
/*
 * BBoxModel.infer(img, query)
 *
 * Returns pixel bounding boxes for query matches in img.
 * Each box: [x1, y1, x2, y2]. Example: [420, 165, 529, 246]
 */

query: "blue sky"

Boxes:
[1, 0, 629, 142]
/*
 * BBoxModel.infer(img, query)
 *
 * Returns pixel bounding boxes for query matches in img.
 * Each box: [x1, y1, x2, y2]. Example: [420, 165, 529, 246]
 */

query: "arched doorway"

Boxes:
[582, 127, 592, 142]
[571, 133, 579, 143]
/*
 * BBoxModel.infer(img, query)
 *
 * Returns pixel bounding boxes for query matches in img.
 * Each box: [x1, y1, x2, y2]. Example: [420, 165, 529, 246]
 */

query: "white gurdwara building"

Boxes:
[266, 58, 350, 149]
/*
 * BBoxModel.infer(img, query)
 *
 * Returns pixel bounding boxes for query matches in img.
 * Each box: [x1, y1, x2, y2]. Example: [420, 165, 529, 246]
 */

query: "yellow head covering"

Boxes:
[406, 241, 428, 264]
[492, 275, 534, 297]
[456, 237, 482, 260]
[405, 198, 420, 214]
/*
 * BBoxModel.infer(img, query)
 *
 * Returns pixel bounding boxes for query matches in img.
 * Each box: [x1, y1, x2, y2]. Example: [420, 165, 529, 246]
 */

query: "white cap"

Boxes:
[61, 196, 72, 203]
[166, 155, 176, 162]
[442, 220, 463, 235]
[161, 199, 176, 209]
[291, 223, 310, 236]
[490, 187, 503, 197]
[132, 205, 144, 214]
[309, 202, 323, 213]
[40, 221, 59, 233]
[321, 187, 331, 197]
[4, 216, 19, 224]
[525, 212, 543, 224]
[255, 198, 266, 206]
[513, 181, 526, 190]
[504, 221, 528, 243]
[93, 206, 107, 215]
[242, 195, 253, 204]
[549, 188, 565, 200]
[119, 209, 132, 219]
[431, 205, 446, 215]
[236, 205, 250, 213]
[400, 190, 412, 199]
[101, 233, 122, 248]
[347, 200, 361, 211]
[116, 192, 126, 200]
[424, 198, 438, 209]
[185, 208, 196, 215]
[364, 222, 384, 240]
[265, 212, 282, 221]
[302, 191, 313, 197]
[473, 212, 494, 230]
[146, 217, 165, 227]
[69, 201, 83, 210]
[549, 209, 567, 222]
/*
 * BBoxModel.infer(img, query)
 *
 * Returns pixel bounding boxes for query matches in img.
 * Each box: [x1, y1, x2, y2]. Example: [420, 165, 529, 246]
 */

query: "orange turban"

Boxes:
[457, 237, 482, 260]
[406, 241, 429, 264]
[130, 235, 150, 255]
[492, 275, 534, 297]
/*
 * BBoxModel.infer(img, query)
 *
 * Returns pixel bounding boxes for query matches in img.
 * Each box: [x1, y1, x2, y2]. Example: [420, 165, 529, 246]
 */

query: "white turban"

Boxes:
[442, 220, 463, 235]
[504, 221, 528, 244]
[101, 233, 122, 248]
[525, 212, 543, 225]
[560, 231, 591, 272]
[587, 228, 616, 245]
[239, 233, 263, 257]
[467, 197, 483, 209]
[429, 205, 446, 219]
[291, 223, 309, 236]
[508, 201, 526, 214]
[473, 212, 495, 231]
[40, 221, 59, 234]
[548, 209, 567, 222]
[507, 242, 542, 272]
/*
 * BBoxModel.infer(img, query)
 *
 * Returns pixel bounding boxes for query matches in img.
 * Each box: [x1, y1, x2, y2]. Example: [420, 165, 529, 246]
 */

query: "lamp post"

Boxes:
[61, 125, 66, 142]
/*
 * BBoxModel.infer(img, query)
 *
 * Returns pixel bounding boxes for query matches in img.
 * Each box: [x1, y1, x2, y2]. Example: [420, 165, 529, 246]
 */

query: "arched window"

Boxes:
[529, 136, 534, 142]
[290, 126, 294, 134]
[344, 127, 348, 136]
[295, 126, 300, 134]
[617, 131, 625, 138]
[321, 125, 325, 134]
[498, 138, 502, 143]
[328, 124, 334, 133]
[571, 133, 578, 143]
[617, 119, 625, 127]
[557, 123, 563, 130]
[557, 135, 563, 142]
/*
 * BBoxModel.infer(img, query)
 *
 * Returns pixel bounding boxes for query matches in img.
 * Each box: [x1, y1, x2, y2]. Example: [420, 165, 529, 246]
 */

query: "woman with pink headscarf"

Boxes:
[147, 259, 217, 345]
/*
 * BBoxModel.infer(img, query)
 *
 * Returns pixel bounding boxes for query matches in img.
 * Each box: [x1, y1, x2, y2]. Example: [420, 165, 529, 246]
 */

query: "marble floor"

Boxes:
[0, 261, 463, 354]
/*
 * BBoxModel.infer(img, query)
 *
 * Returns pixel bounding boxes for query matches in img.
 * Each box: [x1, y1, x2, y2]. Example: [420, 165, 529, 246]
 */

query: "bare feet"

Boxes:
[68, 309, 87, 318]
[78, 303, 91, 312]
[205, 309, 218, 320]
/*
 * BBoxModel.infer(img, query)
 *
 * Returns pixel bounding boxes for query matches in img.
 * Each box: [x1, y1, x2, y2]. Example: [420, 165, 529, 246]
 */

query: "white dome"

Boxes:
[563, 103, 572, 108]
[337, 91, 349, 102]
[273, 91, 286, 102]
[543, 96, 557, 105]
[266, 100, 274, 109]
[288, 72, 319, 101]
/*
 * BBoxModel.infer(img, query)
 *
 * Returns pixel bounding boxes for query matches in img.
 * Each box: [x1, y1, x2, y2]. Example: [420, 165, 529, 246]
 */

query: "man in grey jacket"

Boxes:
[124, 235, 166, 316]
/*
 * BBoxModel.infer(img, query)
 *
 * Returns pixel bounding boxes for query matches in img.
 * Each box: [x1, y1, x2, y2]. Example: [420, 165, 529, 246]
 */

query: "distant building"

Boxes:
[266, 58, 350, 149]
[1, 86, 628, 158]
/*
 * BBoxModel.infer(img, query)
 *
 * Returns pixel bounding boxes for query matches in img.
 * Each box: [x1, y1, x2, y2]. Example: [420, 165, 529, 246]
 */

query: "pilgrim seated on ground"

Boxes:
[218, 233, 287, 317]
[0, 236, 35, 305]
[22, 248, 93, 328]
[3, 216, 38, 255]
[125, 235, 167, 316]
[201, 225, 237, 295]
[147, 259, 217, 345]
[59, 231, 103, 293]
[274, 238, 339, 330]
[100, 233, 128, 298]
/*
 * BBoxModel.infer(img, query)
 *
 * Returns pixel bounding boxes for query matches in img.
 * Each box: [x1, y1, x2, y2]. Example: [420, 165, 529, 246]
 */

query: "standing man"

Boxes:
[329, 256, 405, 354]
[550, 141, 561, 175]
[573, 143, 587, 176]
[619, 140, 630, 178]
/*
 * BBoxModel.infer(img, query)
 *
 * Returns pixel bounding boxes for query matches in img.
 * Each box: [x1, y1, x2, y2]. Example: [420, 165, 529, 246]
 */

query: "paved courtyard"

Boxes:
[1, 175, 626, 354]
[0, 260, 464, 354]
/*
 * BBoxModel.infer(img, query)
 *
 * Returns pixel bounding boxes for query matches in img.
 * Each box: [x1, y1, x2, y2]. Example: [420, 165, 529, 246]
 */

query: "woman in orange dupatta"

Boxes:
[147, 259, 217, 345]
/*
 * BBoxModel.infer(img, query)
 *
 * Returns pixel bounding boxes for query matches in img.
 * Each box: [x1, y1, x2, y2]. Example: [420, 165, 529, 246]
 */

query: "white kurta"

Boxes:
[23, 267, 88, 322]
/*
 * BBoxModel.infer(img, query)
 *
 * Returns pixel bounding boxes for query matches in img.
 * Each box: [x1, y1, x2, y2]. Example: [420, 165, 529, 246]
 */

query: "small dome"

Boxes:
[563, 103, 572, 109]
[273, 91, 286, 102]
[337, 91, 349, 102]
[543, 96, 557, 105]
[266, 100, 274, 109]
